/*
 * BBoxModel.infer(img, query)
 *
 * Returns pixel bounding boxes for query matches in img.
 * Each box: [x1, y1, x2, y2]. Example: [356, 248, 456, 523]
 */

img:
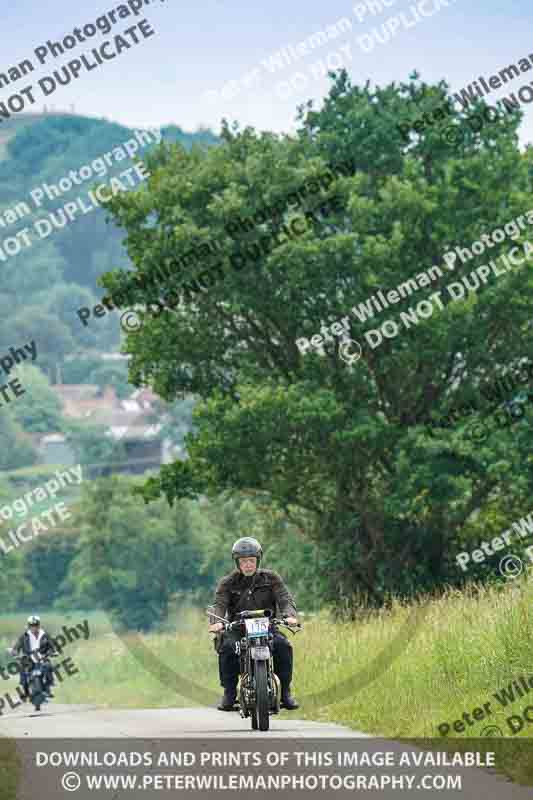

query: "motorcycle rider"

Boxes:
[9, 615, 56, 700]
[208, 536, 300, 711]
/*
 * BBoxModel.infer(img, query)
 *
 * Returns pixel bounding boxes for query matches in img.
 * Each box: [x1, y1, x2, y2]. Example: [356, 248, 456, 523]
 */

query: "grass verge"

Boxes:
[0, 579, 532, 787]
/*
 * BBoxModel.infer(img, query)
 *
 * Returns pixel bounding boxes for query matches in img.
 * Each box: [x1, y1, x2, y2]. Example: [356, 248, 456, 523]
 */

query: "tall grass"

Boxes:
[1, 581, 532, 738]
[0, 610, 110, 658]
[296, 580, 533, 738]
[0, 739, 20, 800]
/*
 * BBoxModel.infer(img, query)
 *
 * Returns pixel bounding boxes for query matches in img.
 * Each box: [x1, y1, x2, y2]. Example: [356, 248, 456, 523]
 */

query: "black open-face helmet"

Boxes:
[232, 537, 263, 570]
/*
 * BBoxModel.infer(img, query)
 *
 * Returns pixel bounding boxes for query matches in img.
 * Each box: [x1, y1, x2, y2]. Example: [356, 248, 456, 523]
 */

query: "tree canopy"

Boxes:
[9, 364, 64, 433]
[96, 71, 533, 609]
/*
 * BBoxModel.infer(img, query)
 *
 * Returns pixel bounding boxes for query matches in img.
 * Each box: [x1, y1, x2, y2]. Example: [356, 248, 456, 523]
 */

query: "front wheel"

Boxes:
[30, 677, 45, 711]
[254, 661, 269, 732]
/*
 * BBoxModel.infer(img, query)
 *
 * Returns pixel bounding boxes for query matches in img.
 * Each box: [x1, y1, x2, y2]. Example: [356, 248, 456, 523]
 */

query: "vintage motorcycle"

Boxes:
[208, 607, 301, 731]
[12, 651, 57, 712]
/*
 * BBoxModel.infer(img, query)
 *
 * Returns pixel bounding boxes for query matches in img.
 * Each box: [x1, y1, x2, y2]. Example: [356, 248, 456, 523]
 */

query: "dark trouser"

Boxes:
[20, 661, 54, 694]
[43, 662, 54, 689]
[218, 630, 293, 693]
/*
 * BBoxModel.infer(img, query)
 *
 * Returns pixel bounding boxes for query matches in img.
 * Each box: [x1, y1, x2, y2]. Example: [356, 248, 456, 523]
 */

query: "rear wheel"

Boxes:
[30, 677, 45, 711]
[271, 673, 281, 713]
[245, 676, 259, 729]
[254, 661, 269, 731]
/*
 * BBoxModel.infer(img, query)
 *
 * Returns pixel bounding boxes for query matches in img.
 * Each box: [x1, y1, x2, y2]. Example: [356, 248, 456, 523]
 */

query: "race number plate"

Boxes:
[251, 646, 270, 660]
[245, 617, 269, 637]
[32, 670, 42, 676]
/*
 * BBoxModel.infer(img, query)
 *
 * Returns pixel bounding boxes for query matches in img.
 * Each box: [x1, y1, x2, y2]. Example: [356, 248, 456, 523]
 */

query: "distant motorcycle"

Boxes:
[208, 608, 301, 731]
[12, 651, 57, 712]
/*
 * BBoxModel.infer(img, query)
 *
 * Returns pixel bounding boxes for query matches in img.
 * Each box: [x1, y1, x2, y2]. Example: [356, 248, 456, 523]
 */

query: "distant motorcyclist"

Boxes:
[209, 537, 300, 711]
[9, 615, 57, 700]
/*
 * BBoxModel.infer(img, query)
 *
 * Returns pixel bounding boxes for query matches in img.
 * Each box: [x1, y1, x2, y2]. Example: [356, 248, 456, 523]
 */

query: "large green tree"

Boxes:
[9, 364, 64, 432]
[1, 308, 74, 382]
[0, 550, 31, 612]
[99, 71, 533, 609]
[22, 529, 79, 609]
[0, 412, 37, 470]
[63, 475, 212, 630]
[63, 420, 127, 478]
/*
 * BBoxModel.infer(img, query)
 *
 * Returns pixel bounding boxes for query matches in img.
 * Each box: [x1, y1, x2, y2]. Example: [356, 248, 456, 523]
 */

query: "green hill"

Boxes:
[0, 112, 68, 160]
[0, 112, 218, 375]
[0, 115, 35, 159]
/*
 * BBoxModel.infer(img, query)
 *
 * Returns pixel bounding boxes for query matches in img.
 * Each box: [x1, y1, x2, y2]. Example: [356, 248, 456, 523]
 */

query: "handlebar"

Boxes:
[271, 618, 303, 634]
[206, 611, 302, 634]
[11, 651, 59, 662]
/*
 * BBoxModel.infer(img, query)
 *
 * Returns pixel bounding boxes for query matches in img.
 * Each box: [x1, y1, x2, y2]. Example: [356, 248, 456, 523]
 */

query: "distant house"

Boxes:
[35, 384, 183, 477]
[38, 433, 77, 466]
[53, 384, 119, 419]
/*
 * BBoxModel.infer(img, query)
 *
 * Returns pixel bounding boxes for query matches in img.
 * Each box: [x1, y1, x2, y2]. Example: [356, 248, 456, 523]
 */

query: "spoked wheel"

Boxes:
[30, 677, 45, 712]
[254, 661, 270, 731]
[244, 680, 259, 729]
[271, 673, 281, 714]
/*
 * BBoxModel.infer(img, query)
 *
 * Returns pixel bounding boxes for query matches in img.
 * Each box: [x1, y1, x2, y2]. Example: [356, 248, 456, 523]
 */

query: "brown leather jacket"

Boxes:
[213, 568, 297, 623]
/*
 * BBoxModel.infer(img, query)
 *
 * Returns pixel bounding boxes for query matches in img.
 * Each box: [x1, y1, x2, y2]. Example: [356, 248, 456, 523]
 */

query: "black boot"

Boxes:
[280, 688, 299, 710]
[217, 687, 237, 711]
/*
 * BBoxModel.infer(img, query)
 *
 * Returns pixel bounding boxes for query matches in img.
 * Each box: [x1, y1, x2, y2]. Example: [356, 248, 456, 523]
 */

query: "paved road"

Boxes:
[1, 705, 532, 799]
[0, 702, 363, 737]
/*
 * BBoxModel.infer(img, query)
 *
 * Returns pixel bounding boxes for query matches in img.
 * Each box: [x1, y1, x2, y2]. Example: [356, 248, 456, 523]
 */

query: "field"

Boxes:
[1, 581, 533, 731]
[1, 577, 532, 785]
